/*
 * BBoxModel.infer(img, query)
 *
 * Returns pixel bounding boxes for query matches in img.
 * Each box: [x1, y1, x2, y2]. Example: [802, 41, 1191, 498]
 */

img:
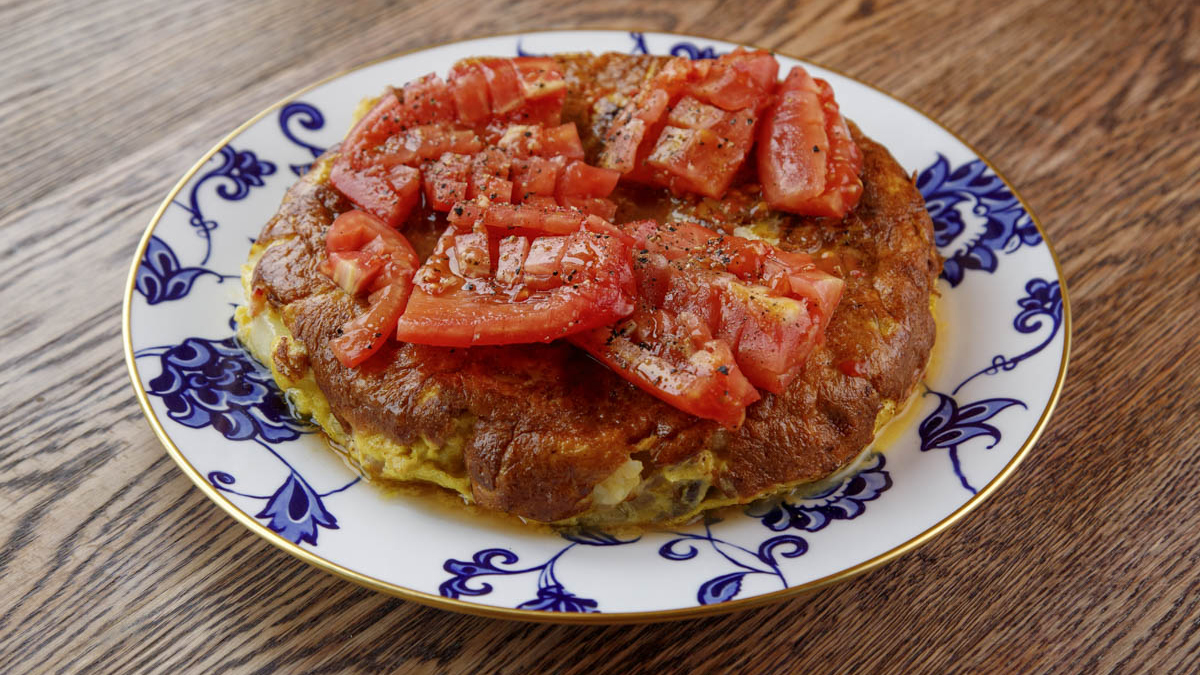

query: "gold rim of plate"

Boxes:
[121, 29, 1073, 624]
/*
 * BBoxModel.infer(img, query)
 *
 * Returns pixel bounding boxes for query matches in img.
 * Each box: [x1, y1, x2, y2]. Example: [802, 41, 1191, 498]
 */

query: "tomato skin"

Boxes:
[330, 280, 414, 368]
[689, 49, 779, 112]
[330, 162, 419, 228]
[320, 210, 421, 368]
[399, 74, 456, 126]
[624, 219, 844, 394]
[556, 160, 620, 199]
[511, 156, 562, 201]
[569, 307, 759, 429]
[757, 66, 863, 218]
[757, 67, 828, 208]
[340, 93, 403, 165]
[395, 227, 636, 347]
[450, 66, 492, 124]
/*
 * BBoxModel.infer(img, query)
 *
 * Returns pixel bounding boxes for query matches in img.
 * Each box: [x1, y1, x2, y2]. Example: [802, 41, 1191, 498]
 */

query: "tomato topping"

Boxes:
[512, 57, 567, 101]
[331, 280, 414, 368]
[421, 153, 472, 211]
[498, 123, 584, 160]
[596, 62, 686, 173]
[339, 93, 404, 165]
[644, 100, 756, 199]
[631, 220, 843, 393]
[558, 196, 617, 220]
[375, 126, 482, 167]
[395, 211, 636, 346]
[398, 74, 456, 126]
[450, 66, 491, 124]
[318, 210, 421, 368]
[556, 160, 620, 199]
[599, 53, 769, 199]
[688, 48, 779, 112]
[449, 57, 567, 128]
[329, 162, 422, 228]
[569, 305, 760, 430]
[324, 251, 385, 295]
[451, 200, 589, 236]
[479, 59, 524, 114]
[510, 57, 567, 126]
[757, 66, 863, 218]
[511, 156, 563, 201]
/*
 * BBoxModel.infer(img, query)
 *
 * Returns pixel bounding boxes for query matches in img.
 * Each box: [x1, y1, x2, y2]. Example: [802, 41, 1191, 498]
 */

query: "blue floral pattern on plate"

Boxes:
[440, 530, 639, 613]
[917, 277, 1062, 493]
[173, 145, 276, 265]
[135, 235, 235, 305]
[746, 453, 891, 532]
[134, 334, 356, 545]
[278, 102, 327, 175]
[917, 154, 1041, 287]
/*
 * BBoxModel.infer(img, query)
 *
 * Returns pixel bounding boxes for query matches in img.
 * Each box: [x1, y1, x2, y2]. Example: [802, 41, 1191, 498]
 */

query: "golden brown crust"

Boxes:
[247, 53, 940, 523]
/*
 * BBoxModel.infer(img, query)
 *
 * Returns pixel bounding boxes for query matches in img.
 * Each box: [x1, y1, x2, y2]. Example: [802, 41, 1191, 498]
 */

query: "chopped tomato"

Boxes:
[319, 210, 421, 368]
[558, 196, 617, 220]
[450, 200, 589, 236]
[597, 76, 677, 173]
[643, 98, 757, 198]
[757, 66, 863, 218]
[511, 156, 563, 201]
[569, 305, 759, 429]
[450, 66, 491, 124]
[375, 126, 482, 167]
[324, 251, 385, 295]
[331, 280, 413, 368]
[465, 147, 514, 202]
[553, 160, 620, 219]
[498, 123, 584, 160]
[522, 194, 559, 210]
[398, 74, 456, 126]
[479, 59, 524, 114]
[395, 219, 636, 346]
[598, 53, 768, 198]
[556, 161, 620, 199]
[339, 93, 404, 165]
[512, 57, 567, 101]
[511, 57, 567, 126]
[688, 49, 779, 112]
[324, 207, 413, 254]
[329, 162, 422, 228]
[422, 153, 472, 211]
[449, 57, 567, 127]
[625, 219, 843, 394]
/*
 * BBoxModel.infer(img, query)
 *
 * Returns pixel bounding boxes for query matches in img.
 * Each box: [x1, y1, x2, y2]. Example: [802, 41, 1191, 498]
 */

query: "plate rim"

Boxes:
[121, 28, 1072, 624]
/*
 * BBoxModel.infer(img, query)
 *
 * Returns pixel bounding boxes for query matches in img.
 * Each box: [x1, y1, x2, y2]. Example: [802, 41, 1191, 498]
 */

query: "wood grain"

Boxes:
[1, 0, 1197, 672]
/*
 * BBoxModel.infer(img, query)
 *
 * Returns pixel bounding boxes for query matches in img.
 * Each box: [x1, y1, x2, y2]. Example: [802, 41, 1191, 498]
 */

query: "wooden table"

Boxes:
[3, 0, 1197, 671]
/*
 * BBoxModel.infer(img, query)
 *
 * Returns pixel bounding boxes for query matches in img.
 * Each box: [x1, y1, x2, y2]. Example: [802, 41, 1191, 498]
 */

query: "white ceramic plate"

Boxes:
[123, 30, 1070, 622]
